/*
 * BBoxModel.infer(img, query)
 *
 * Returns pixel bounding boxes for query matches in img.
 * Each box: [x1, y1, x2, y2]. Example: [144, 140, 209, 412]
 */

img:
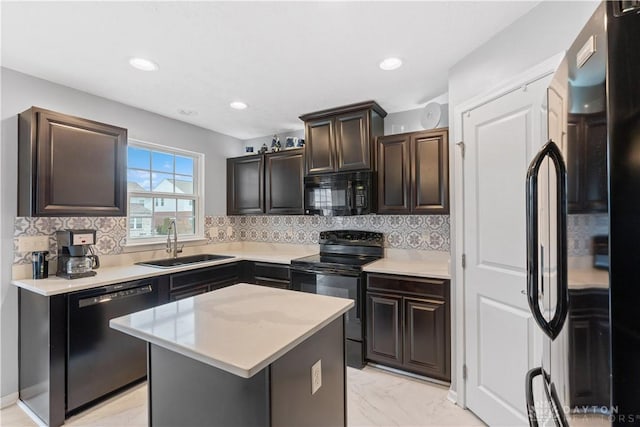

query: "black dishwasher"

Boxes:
[67, 278, 160, 413]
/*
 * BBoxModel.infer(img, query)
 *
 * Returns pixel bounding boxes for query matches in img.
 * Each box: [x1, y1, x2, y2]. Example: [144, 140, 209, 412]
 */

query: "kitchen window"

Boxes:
[126, 140, 204, 244]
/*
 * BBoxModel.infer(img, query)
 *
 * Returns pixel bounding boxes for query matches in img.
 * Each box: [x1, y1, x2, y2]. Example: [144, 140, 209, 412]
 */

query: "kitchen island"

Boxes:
[110, 283, 353, 427]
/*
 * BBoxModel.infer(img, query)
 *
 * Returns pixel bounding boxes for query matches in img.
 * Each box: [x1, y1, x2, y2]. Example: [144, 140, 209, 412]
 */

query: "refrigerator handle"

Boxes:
[525, 366, 569, 427]
[525, 367, 542, 427]
[526, 140, 569, 340]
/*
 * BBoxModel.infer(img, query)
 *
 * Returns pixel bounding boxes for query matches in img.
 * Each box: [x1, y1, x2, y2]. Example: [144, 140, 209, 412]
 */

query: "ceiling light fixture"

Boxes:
[129, 57, 159, 71]
[379, 57, 403, 71]
[178, 108, 198, 116]
[230, 101, 248, 110]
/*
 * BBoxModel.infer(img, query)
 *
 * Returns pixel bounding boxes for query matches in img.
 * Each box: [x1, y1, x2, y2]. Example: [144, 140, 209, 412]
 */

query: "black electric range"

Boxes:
[290, 230, 384, 368]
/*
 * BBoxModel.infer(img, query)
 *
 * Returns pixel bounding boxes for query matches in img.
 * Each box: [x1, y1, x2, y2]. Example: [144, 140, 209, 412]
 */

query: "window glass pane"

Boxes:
[175, 155, 194, 176]
[152, 173, 174, 192]
[174, 175, 194, 194]
[152, 151, 174, 173]
[129, 197, 152, 216]
[176, 217, 195, 235]
[128, 217, 152, 238]
[177, 198, 195, 216]
[155, 198, 176, 212]
[128, 146, 150, 170]
[127, 169, 151, 192]
[153, 216, 175, 236]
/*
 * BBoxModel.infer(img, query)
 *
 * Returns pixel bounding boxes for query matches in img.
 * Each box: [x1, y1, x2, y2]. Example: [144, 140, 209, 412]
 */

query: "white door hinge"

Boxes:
[456, 140, 465, 158]
[461, 254, 466, 269]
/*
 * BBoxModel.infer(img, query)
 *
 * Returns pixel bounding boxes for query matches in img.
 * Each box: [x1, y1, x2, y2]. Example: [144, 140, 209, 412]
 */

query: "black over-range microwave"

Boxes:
[304, 171, 374, 216]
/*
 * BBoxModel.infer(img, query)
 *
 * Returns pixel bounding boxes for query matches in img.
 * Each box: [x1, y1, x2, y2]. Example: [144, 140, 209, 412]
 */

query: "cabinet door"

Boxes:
[411, 129, 449, 214]
[227, 156, 264, 215]
[265, 149, 304, 214]
[583, 114, 607, 212]
[403, 297, 450, 380]
[335, 110, 370, 171]
[20, 108, 127, 216]
[305, 118, 335, 175]
[366, 293, 402, 366]
[567, 112, 607, 213]
[376, 134, 411, 214]
[566, 116, 583, 213]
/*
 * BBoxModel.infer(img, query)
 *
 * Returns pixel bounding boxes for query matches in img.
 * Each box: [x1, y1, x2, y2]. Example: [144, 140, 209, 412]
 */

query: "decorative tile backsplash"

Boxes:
[13, 213, 604, 266]
[13, 216, 128, 265]
[567, 213, 608, 256]
[206, 215, 450, 251]
[13, 214, 450, 266]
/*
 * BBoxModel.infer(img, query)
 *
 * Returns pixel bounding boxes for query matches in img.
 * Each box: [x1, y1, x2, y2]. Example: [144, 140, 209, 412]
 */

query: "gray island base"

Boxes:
[110, 283, 353, 427]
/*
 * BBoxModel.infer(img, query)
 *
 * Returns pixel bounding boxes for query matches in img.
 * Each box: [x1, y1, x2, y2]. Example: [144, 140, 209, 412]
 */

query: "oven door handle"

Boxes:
[290, 266, 361, 277]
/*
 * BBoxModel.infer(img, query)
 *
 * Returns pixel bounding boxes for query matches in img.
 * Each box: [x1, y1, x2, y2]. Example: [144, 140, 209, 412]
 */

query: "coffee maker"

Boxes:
[56, 229, 100, 279]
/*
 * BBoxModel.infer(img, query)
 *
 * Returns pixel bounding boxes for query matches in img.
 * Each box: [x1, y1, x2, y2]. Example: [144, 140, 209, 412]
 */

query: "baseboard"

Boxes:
[447, 389, 458, 404]
[366, 363, 451, 387]
[0, 392, 18, 409]
[17, 400, 47, 427]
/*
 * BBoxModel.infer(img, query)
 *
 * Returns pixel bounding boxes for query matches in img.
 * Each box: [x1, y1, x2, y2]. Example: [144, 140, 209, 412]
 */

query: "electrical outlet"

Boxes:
[209, 227, 218, 237]
[18, 236, 49, 252]
[311, 359, 322, 395]
[226, 226, 233, 236]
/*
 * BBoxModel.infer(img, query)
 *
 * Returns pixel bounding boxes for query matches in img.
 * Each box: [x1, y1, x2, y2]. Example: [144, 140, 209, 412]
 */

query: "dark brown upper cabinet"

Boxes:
[18, 107, 127, 217]
[567, 112, 607, 214]
[265, 149, 305, 214]
[227, 155, 264, 215]
[227, 148, 304, 215]
[377, 128, 449, 215]
[300, 101, 386, 176]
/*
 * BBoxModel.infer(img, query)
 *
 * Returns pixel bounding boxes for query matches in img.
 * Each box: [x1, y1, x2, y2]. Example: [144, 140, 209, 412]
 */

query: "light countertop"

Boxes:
[12, 242, 318, 296]
[13, 242, 451, 296]
[568, 259, 608, 290]
[109, 283, 353, 378]
[364, 249, 450, 279]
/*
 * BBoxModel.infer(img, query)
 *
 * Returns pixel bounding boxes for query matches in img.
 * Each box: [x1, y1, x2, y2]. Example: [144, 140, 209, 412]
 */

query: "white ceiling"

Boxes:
[2, 1, 539, 140]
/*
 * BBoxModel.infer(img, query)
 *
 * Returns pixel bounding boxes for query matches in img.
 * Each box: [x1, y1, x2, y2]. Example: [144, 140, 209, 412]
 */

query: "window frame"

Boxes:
[126, 139, 205, 246]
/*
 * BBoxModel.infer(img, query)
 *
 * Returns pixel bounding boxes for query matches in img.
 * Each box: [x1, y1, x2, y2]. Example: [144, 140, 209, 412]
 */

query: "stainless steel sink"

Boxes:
[136, 254, 235, 268]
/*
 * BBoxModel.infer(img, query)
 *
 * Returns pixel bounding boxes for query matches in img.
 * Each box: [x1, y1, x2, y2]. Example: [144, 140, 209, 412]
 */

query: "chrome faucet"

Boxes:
[166, 219, 183, 258]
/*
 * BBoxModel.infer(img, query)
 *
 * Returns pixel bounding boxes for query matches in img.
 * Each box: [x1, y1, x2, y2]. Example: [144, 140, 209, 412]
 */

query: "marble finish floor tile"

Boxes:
[1, 366, 483, 427]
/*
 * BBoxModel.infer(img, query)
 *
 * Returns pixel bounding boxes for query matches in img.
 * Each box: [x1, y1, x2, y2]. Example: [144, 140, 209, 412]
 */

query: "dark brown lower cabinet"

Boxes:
[368, 294, 402, 364]
[568, 289, 609, 408]
[242, 261, 291, 289]
[366, 273, 450, 381]
[168, 262, 240, 301]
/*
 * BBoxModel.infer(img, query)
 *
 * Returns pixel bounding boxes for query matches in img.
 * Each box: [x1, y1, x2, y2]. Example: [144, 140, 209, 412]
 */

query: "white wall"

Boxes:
[384, 93, 449, 135]
[0, 68, 243, 401]
[446, 0, 599, 404]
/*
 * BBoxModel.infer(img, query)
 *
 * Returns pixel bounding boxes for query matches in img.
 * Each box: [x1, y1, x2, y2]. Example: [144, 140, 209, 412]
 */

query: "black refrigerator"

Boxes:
[525, 1, 640, 426]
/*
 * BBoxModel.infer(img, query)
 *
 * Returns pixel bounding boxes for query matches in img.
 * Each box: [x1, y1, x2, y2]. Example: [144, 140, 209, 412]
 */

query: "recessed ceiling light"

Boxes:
[178, 108, 198, 116]
[230, 101, 248, 110]
[129, 57, 159, 71]
[379, 57, 402, 71]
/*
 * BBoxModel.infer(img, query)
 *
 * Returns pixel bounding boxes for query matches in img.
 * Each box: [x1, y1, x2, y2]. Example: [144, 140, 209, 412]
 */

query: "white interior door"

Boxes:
[463, 75, 552, 426]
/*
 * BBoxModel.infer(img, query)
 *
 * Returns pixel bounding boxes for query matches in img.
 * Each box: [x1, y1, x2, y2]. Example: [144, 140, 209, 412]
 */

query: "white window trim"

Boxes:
[125, 138, 205, 247]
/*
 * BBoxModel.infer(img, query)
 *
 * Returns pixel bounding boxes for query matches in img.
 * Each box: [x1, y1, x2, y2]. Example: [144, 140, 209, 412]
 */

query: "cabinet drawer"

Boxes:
[367, 273, 447, 299]
[255, 276, 290, 290]
[253, 262, 290, 281]
[169, 284, 210, 301]
[170, 263, 239, 291]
